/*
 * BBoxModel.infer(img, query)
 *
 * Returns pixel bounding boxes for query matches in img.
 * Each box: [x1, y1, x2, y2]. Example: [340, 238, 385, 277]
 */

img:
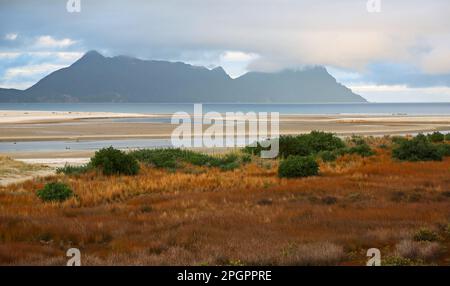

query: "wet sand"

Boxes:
[2, 110, 450, 157]
[1, 113, 450, 142]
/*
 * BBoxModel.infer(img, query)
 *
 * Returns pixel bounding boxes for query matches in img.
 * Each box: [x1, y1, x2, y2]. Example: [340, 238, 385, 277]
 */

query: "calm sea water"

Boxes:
[1, 102, 450, 115]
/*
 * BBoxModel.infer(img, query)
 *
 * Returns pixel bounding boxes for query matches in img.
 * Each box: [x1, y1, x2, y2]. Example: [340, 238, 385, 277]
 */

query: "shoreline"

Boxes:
[0, 110, 158, 124]
[1, 109, 450, 156]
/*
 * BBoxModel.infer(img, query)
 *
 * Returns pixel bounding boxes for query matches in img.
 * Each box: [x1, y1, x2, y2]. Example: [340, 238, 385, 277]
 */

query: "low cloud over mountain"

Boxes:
[0, 51, 365, 103]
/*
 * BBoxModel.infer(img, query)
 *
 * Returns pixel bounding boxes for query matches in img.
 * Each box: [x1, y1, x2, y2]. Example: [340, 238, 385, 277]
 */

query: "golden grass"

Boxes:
[1, 144, 450, 265]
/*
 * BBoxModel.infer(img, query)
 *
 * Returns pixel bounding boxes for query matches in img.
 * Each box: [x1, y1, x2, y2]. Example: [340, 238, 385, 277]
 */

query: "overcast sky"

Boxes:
[1, 0, 450, 102]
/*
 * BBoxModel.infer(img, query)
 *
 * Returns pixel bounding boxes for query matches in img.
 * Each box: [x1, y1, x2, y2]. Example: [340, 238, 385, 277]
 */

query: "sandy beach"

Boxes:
[0, 110, 157, 123]
[1, 111, 450, 143]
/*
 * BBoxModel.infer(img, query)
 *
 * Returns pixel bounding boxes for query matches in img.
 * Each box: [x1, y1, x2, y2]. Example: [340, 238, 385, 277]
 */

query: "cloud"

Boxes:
[1, 0, 450, 101]
[220, 51, 259, 63]
[0, 51, 83, 89]
[2, 0, 449, 73]
[34, 35, 76, 49]
[4, 33, 18, 41]
[0, 52, 21, 59]
[3, 63, 65, 79]
[350, 84, 450, 103]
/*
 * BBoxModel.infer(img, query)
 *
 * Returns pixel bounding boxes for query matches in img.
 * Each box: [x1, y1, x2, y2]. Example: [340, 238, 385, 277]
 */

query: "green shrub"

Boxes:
[427, 131, 445, 143]
[392, 134, 442, 161]
[220, 153, 239, 165]
[220, 161, 240, 171]
[391, 136, 408, 145]
[130, 148, 244, 171]
[318, 150, 338, 162]
[413, 228, 439, 242]
[445, 133, 450, 141]
[36, 182, 73, 202]
[378, 144, 388, 149]
[131, 148, 179, 168]
[321, 196, 338, 205]
[240, 153, 252, 163]
[382, 256, 418, 266]
[345, 143, 375, 157]
[349, 135, 366, 146]
[140, 205, 153, 213]
[91, 147, 140, 176]
[437, 143, 450, 157]
[245, 131, 345, 158]
[56, 163, 92, 175]
[300, 131, 345, 154]
[278, 156, 319, 178]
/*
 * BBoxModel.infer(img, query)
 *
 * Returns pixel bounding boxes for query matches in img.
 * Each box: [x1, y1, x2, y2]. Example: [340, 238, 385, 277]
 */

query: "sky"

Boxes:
[1, 0, 450, 102]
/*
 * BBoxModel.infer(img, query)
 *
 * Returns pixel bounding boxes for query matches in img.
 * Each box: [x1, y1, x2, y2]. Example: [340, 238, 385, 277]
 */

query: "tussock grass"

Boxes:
[0, 156, 46, 177]
[1, 136, 450, 265]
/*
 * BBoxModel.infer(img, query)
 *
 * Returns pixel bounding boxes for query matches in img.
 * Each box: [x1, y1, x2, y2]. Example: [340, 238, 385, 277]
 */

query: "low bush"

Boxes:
[391, 136, 408, 145]
[413, 228, 439, 242]
[36, 182, 73, 202]
[240, 153, 252, 163]
[437, 143, 450, 157]
[318, 150, 338, 162]
[321, 196, 338, 205]
[220, 161, 241, 171]
[245, 131, 345, 158]
[278, 156, 319, 178]
[130, 148, 247, 171]
[56, 163, 92, 175]
[345, 143, 375, 157]
[382, 256, 419, 266]
[91, 147, 140, 176]
[427, 131, 445, 143]
[349, 135, 366, 146]
[392, 134, 442, 161]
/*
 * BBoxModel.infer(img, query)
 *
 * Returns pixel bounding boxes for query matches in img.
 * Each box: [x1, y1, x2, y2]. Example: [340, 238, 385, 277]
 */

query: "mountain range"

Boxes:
[0, 51, 367, 103]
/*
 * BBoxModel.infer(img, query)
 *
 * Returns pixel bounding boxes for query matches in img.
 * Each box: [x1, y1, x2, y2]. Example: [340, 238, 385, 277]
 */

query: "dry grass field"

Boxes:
[1, 137, 450, 266]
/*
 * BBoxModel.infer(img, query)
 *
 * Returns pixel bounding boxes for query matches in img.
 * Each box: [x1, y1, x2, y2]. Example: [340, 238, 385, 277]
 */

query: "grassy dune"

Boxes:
[1, 137, 450, 265]
[0, 156, 51, 187]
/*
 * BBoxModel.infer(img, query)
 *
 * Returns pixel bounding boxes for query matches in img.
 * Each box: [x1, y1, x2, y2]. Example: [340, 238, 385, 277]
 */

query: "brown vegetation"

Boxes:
[1, 139, 450, 265]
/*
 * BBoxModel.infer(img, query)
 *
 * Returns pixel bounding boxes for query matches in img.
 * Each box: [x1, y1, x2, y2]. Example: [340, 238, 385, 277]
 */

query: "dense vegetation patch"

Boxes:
[345, 143, 375, 157]
[36, 182, 73, 202]
[427, 131, 445, 143]
[278, 156, 319, 178]
[245, 131, 346, 158]
[245, 131, 374, 162]
[130, 148, 249, 171]
[437, 143, 450, 157]
[57, 164, 92, 176]
[91, 147, 140, 176]
[413, 228, 439, 242]
[392, 134, 442, 161]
